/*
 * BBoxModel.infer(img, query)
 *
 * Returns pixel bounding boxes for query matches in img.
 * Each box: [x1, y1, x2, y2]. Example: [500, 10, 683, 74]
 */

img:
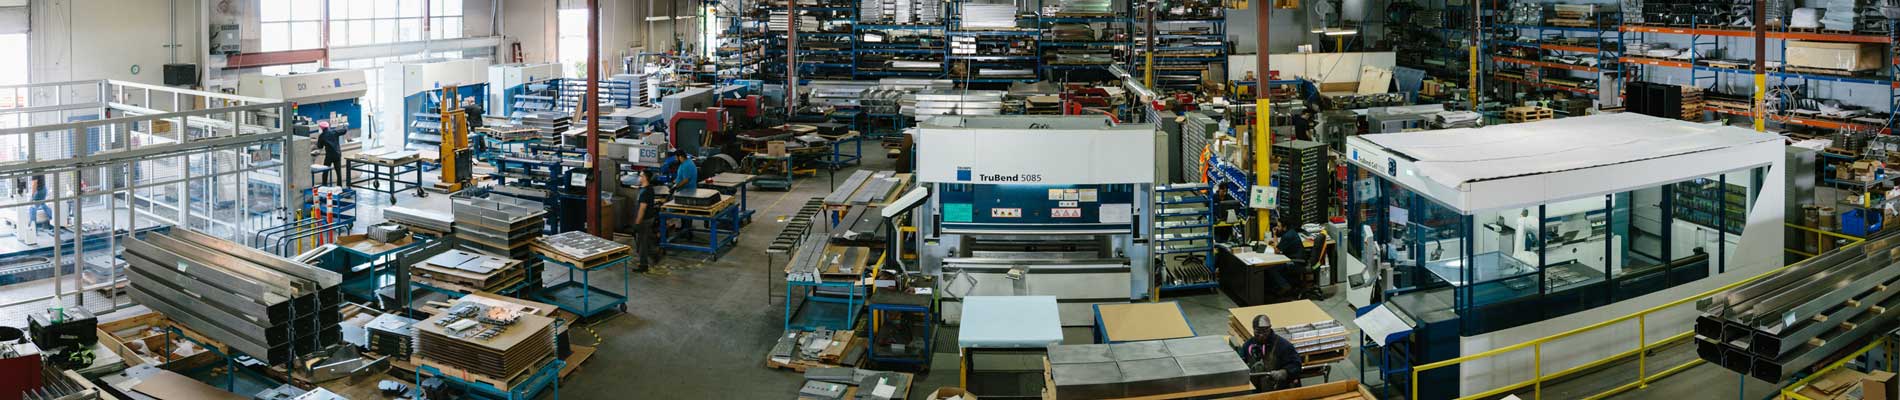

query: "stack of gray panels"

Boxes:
[903, 90, 1006, 117]
[1057, 0, 1113, 15]
[452, 194, 548, 260]
[1047, 336, 1250, 399]
[123, 230, 344, 364]
[1695, 233, 1900, 382]
[383, 206, 454, 233]
[961, 4, 1019, 29]
[1179, 113, 1217, 183]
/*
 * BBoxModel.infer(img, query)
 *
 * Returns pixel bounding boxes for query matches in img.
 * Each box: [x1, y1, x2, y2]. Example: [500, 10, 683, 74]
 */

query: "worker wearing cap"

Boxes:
[1240, 314, 1302, 392]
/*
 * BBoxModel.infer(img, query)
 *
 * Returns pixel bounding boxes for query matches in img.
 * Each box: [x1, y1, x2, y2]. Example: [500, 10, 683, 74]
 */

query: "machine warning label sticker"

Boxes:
[991, 208, 1023, 218]
[1052, 208, 1081, 218]
[944, 203, 974, 222]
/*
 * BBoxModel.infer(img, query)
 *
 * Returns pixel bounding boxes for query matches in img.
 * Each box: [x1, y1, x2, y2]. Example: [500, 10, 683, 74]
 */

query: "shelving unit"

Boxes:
[1673, 178, 1746, 234]
[1155, 183, 1218, 292]
[1484, 4, 1622, 102]
[1619, 19, 1899, 133]
[716, 0, 765, 83]
[1392, 0, 1476, 83]
[1035, 0, 1134, 83]
[1136, 4, 1227, 90]
[946, 4, 1042, 86]
[557, 78, 634, 113]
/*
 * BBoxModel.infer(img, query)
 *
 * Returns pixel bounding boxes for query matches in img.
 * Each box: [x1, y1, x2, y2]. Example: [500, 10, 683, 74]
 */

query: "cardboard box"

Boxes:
[767, 140, 788, 157]
[926, 387, 977, 400]
[1787, 41, 1883, 71]
[1867, 371, 1897, 400]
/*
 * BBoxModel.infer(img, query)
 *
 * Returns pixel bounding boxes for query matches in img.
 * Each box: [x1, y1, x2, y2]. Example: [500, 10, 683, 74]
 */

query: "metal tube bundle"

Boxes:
[123, 229, 345, 364]
[1695, 233, 1900, 382]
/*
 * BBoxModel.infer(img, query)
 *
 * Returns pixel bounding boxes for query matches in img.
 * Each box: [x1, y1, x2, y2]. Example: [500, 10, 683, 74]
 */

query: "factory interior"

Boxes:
[7, 0, 1900, 399]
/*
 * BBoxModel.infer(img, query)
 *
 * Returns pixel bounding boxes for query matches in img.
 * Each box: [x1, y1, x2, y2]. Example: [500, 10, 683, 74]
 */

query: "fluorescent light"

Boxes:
[1323, 28, 1359, 36]
[1310, 28, 1326, 33]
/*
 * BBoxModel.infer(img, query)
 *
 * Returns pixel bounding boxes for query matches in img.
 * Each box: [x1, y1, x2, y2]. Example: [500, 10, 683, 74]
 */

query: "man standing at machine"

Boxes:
[1240, 315, 1302, 392]
[462, 97, 488, 155]
[669, 150, 699, 194]
[314, 120, 344, 186]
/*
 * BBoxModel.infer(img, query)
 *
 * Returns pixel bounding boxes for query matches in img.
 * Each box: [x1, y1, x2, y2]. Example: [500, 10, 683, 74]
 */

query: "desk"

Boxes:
[960, 296, 1063, 399]
[346, 152, 426, 205]
[658, 195, 744, 259]
[1218, 248, 1293, 307]
[1092, 302, 1196, 344]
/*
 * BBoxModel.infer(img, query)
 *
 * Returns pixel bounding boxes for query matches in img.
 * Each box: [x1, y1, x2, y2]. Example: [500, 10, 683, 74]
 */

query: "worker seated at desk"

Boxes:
[1267, 222, 1309, 299]
[1239, 315, 1303, 392]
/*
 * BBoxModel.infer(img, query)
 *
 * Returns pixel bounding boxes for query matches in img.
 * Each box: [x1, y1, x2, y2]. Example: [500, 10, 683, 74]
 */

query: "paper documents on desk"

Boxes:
[1355, 304, 1414, 347]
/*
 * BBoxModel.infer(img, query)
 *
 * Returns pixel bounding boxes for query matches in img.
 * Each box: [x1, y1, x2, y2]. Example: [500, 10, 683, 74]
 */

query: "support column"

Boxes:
[1254, 0, 1271, 241]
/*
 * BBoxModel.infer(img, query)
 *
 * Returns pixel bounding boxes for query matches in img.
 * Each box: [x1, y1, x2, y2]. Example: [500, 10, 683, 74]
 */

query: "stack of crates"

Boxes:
[1273, 140, 1328, 228]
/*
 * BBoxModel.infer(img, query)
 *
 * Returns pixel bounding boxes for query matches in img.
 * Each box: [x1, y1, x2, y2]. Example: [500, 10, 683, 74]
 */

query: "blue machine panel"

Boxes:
[938, 183, 1137, 232]
[294, 99, 363, 130]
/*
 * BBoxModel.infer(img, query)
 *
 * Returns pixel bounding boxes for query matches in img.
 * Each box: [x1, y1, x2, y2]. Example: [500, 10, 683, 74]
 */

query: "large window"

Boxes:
[259, 0, 321, 51]
[0, 33, 23, 109]
[261, 0, 463, 52]
[557, 8, 590, 78]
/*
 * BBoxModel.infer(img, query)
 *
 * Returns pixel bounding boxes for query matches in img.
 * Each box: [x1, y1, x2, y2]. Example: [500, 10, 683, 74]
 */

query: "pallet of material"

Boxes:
[1784, 65, 1875, 77]
[384, 206, 455, 234]
[1545, 18, 1593, 27]
[530, 231, 632, 267]
[412, 250, 528, 293]
[412, 303, 558, 386]
[1226, 301, 1354, 369]
[661, 195, 738, 217]
[765, 331, 868, 372]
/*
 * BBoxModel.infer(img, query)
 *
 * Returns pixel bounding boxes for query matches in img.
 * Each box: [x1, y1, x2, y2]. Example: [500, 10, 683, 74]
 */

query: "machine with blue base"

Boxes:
[487, 63, 562, 118]
[238, 69, 369, 145]
[914, 115, 1156, 327]
[379, 59, 488, 155]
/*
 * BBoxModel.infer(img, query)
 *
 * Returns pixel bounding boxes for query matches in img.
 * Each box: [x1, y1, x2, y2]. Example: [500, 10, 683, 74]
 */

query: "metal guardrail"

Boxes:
[1410, 223, 1864, 400]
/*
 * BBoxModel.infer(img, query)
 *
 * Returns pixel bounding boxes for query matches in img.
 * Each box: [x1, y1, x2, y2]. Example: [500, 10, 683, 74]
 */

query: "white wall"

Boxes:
[29, 0, 201, 85]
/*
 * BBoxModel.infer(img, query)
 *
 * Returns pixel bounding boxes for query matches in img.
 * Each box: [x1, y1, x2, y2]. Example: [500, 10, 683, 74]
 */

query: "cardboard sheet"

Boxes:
[131, 370, 249, 400]
[1096, 302, 1196, 342]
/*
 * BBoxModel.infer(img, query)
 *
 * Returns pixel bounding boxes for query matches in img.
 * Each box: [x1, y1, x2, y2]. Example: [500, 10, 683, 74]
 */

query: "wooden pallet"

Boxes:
[661, 195, 738, 217]
[415, 355, 556, 392]
[530, 242, 632, 268]
[558, 345, 596, 381]
[1504, 106, 1554, 122]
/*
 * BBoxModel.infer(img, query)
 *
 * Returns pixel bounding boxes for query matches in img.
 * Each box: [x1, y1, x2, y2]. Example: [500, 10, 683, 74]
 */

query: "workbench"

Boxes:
[325, 234, 426, 305]
[658, 195, 743, 260]
[745, 153, 795, 191]
[783, 236, 873, 332]
[347, 151, 426, 205]
[818, 131, 863, 170]
[700, 172, 757, 224]
[868, 289, 935, 367]
[531, 232, 634, 319]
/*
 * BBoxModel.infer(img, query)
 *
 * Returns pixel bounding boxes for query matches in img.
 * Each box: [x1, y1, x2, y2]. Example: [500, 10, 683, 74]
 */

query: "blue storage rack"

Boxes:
[1155, 183, 1218, 292]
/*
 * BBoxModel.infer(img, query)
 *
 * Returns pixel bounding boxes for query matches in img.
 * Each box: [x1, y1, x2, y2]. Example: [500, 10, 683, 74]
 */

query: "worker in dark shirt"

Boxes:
[1240, 315, 1303, 392]
[1268, 222, 1308, 298]
[1292, 107, 1318, 141]
[631, 171, 660, 272]
[314, 121, 344, 186]
[461, 97, 485, 129]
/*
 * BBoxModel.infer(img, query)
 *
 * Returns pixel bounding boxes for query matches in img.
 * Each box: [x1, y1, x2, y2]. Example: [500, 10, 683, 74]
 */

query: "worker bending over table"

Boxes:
[1240, 314, 1303, 392]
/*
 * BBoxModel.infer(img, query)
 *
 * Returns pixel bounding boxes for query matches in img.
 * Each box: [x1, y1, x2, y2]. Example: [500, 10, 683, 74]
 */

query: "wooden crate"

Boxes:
[97, 311, 228, 370]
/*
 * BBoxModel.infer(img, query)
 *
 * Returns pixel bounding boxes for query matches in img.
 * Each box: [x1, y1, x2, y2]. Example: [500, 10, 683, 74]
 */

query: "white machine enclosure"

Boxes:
[377, 59, 487, 150]
[237, 70, 369, 105]
[914, 116, 1156, 326]
[486, 63, 561, 114]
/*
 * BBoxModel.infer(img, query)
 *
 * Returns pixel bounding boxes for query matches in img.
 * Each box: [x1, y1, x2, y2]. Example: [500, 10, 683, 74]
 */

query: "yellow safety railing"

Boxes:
[1410, 223, 1865, 400]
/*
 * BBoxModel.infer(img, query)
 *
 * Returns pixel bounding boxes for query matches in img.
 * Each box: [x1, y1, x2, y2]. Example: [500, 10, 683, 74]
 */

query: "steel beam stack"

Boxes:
[452, 194, 549, 260]
[122, 230, 345, 364]
[1695, 233, 1900, 382]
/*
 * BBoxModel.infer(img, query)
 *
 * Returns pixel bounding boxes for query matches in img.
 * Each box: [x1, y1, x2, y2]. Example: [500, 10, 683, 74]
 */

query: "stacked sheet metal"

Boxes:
[451, 194, 548, 260]
[1696, 234, 1900, 382]
[384, 206, 454, 233]
[414, 301, 557, 382]
[903, 89, 1006, 116]
[1047, 336, 1251, 399]
[365, 313, 418, 358]
[961, 3, 1020, 29]
[123, 230, 344, 364]
[1057, 0, 1114, 15]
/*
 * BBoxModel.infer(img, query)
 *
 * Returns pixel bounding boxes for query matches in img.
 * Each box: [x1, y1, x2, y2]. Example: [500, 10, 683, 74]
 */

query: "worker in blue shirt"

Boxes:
[669, 150, 699, 194]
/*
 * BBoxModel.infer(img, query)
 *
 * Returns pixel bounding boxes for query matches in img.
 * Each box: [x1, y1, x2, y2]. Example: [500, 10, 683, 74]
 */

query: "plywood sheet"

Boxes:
[1096, 302, 1196, 342]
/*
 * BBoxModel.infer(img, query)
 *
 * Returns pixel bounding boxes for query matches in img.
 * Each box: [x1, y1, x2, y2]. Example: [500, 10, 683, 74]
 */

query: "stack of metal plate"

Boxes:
[451, 194, 548, 260]
[961, 3, 1020, 29]
[903, 90, 1006, 117]
[1057, 0, 1114, 15]
[123, 230, 344, 364]
[384, 206, 454, 233]
[365, 313, 418, 358]
[413, 301, 557, 383]
[878, 78, 954, 91]
[1696, 234, 1900, 382]
[1047, 336, 1250, 399]
[532, 231, 630, 264]
[516, 112, 571, 141]
[808, 81, 877, 108]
